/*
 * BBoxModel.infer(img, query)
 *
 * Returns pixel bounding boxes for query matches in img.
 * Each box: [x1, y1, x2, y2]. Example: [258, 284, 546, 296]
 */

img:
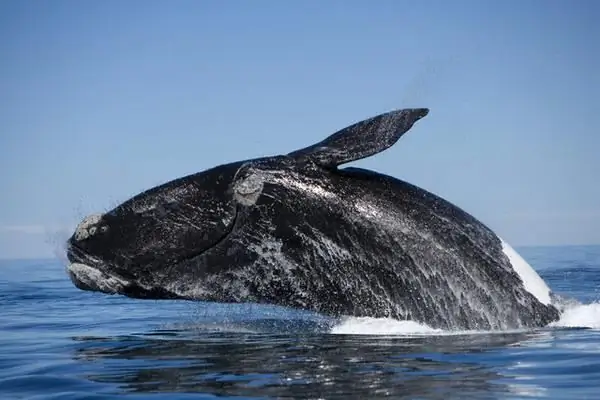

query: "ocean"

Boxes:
[1, 245, 599, 400]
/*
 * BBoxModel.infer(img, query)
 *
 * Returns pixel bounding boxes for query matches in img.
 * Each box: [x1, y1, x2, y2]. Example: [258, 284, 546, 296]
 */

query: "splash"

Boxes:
[330, 317, 442, 335]
[328, 316, 529, 336]
[551, 301, 600, 329]
[330, 301, 600, 336]
[45, 224, 74, 264]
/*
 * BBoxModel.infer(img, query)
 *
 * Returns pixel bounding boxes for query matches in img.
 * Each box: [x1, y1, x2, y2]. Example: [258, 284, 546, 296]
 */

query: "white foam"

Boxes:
[551, 302, 600, 329]
[500, 239, 552, 305]
[330, 317, 442, 335]
[328, 300, 600, 336]
[329, 317, 534, 336]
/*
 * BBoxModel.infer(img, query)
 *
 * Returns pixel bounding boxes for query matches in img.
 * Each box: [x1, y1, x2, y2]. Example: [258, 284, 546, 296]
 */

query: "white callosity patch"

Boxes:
[73, 214, 103, 241]
[234, 166, 337, 206]
[234, 170, 265, 206]
[67, 263, 129, 293]
[500, 238, 552, 305]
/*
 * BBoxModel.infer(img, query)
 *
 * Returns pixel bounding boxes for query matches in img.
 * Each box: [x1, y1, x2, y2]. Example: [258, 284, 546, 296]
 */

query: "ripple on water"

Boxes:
[0, 248, 600, 399]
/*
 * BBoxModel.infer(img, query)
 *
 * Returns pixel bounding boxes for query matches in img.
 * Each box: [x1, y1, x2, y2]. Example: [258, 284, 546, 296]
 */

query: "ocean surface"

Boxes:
[1, 245, 599, 400]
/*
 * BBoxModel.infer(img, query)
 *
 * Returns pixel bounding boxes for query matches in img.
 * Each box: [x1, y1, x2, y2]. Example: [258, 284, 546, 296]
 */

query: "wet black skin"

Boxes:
[66, 108, 560, 330]
[67, 161, 245, 298]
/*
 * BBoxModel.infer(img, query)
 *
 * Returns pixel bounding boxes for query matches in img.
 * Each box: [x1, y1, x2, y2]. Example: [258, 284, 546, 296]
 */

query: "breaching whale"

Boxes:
[66, 108, 560, 330]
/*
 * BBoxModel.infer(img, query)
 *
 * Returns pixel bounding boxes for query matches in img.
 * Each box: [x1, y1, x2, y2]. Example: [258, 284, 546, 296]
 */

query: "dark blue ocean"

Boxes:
[1, 246, 599, 400]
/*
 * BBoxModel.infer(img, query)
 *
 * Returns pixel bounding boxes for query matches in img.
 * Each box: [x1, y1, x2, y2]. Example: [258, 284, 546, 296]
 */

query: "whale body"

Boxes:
[66, 108, 560, 330]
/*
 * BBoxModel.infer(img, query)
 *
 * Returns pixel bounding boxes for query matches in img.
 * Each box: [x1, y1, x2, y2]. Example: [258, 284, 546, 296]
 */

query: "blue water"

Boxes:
[1, 246, 599, 399]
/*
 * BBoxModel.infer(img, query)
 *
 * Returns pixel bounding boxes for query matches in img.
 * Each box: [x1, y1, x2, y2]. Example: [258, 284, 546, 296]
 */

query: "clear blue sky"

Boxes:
[1, 0, 598, 258]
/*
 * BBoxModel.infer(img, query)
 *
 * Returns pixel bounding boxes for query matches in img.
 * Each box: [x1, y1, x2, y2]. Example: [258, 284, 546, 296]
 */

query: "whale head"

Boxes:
[66, 161, 245, 299]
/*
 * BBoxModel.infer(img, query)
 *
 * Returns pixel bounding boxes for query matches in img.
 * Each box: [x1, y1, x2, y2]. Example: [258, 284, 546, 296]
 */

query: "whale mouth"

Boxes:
[66, 243, 180, 299]
[65, 204, 241, 300]
[67, 262, 181, 299]
[67, 262, 129, 294]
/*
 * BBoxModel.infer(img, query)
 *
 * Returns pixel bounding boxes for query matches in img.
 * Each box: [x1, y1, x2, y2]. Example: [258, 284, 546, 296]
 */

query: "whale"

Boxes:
[66, 108, 560, 330]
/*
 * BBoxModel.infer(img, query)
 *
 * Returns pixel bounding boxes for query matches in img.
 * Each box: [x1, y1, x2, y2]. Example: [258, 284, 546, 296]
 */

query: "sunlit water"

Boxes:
[1, 246, 599, 399]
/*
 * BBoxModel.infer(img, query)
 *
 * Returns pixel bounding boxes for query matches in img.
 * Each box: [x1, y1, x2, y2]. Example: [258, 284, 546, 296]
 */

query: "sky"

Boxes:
[1, 0, 598, 259]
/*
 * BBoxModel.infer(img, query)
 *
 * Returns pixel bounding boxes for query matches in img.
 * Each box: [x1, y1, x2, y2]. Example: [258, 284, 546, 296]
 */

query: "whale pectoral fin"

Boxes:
[289, 108, 429, 168]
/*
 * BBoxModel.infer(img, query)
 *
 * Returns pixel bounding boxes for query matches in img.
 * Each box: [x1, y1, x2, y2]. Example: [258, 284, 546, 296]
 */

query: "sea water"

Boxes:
[1, 245, 599, 399]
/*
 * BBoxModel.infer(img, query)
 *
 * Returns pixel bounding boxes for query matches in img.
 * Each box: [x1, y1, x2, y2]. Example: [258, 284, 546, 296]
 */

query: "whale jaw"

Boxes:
[67, 262, 128, 294]
[66, 262, 180, 300]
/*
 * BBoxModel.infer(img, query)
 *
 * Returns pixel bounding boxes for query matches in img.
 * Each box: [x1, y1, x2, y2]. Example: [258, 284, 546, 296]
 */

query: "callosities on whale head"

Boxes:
[66, 161, 245, 299]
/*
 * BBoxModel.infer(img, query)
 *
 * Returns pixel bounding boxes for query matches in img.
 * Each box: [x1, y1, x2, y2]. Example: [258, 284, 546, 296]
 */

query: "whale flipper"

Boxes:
[289, 108, 429, 168]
